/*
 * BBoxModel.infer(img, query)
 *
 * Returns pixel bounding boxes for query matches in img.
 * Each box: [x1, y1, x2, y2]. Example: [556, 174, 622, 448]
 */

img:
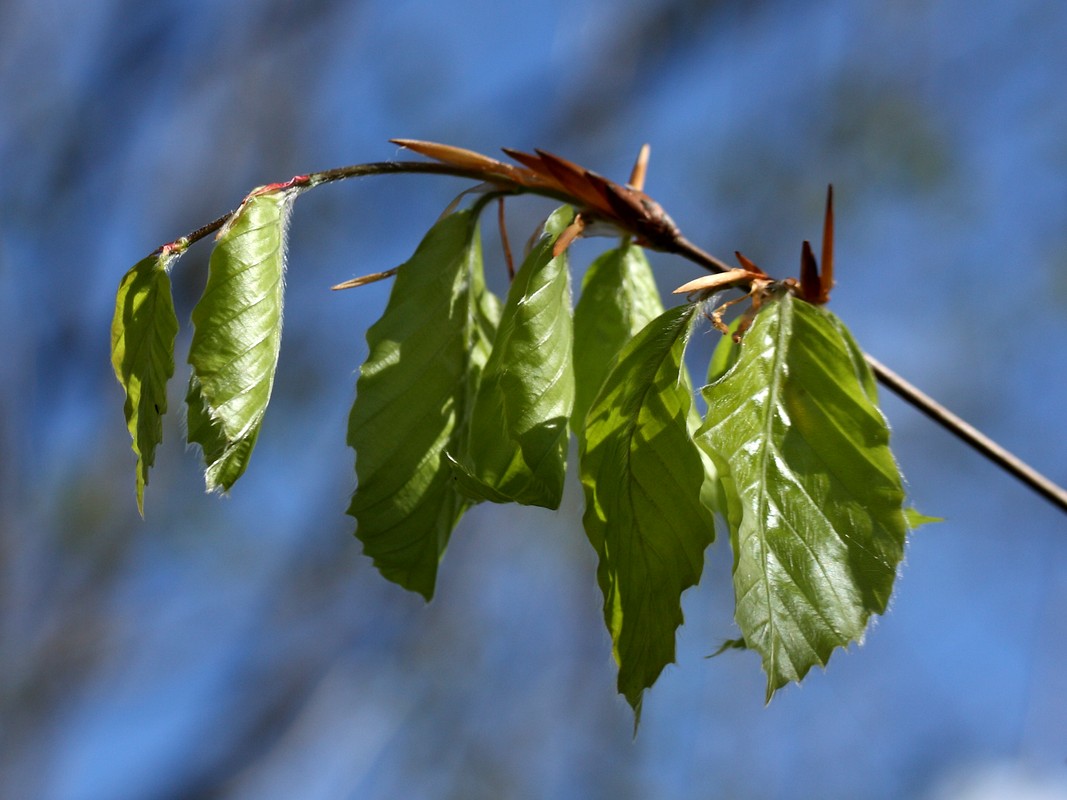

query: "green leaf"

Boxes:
[698, 291, 908, 701]
[347, 210, 499, 600]
[579, 303, 717, 715]
[186, 186, 300, 493]
[572, 243, 725, 516]
[110, 248, 182, 515]
[451, 207, 575, 509]
[825, 312, 879, 402]
[572, 243, 664, 430]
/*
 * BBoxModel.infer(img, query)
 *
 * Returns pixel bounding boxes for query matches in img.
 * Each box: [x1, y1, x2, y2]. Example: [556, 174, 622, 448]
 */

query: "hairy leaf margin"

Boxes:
[186, 185, 301, 493]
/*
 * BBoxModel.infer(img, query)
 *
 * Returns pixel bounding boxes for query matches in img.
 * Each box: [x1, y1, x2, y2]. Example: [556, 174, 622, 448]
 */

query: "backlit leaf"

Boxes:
[187, 185, 300, 492]
[347, 210, 499, 600]
[572, 243, 663, 430]
[698, 291, 908, 700]
[580, 303, 717, 716]
[451, 207, 575, 509]
[111, 248, 182, 515]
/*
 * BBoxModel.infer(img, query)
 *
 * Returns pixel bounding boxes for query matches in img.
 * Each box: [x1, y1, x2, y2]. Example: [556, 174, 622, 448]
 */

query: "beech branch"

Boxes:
[151, 155, 1067, 515]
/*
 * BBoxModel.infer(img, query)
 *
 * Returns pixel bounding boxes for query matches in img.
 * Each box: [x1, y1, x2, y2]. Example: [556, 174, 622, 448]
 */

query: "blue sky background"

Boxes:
[2, 1, 1066, 798]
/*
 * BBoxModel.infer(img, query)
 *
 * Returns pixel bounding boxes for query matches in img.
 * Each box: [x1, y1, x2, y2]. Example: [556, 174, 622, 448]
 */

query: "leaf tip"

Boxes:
[706, 637, 747, 659]
[630, 698, 643, 738]
[904, 507, 943, 530]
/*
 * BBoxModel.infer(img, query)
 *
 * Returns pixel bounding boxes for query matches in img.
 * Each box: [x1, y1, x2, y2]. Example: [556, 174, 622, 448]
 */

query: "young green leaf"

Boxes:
[572, 243, 664, 430]
[698, 291, 908, 701]
[186, 186, 300, 493]
[579, 303, 717, 716]
[450, 207, 575, 509]
[347, 210, 499, 600]
[111, 247, 182, 515]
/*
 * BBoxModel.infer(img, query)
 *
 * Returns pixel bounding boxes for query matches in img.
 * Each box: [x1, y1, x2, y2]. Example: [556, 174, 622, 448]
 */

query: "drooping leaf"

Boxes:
[572, 243, 664, 430]
[110, 247, 182, 514]
[579, 303, 717, 716]
[450, 207, 575, 509]
[698, 291, 908, 700]
[186, 186, 300, 493]
[347, 210, 499, 600]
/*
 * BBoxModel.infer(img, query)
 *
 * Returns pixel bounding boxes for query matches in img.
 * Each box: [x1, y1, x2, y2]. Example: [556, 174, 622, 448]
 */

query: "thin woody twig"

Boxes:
[865, 354, 1067, 514]
[150, 161, 549, 257]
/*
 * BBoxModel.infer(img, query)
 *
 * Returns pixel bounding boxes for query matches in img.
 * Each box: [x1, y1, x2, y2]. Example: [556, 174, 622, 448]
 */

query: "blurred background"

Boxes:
[2, 1, 1066, 798]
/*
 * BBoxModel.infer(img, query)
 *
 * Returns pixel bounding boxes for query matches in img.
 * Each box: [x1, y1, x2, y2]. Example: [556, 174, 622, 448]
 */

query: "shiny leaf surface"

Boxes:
[698, 292, 908, 700]
[186, 186, 299, 492]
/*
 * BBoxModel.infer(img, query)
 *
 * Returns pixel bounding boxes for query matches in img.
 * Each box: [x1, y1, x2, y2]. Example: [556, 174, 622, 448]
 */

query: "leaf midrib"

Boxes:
[752, 304, 789, 682]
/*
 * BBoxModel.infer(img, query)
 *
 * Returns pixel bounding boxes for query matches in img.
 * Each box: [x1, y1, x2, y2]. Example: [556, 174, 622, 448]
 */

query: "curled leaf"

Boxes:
[187, 185, 301, 492]
[450, 207, 575, 509]
[111, 246, 183, 514]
